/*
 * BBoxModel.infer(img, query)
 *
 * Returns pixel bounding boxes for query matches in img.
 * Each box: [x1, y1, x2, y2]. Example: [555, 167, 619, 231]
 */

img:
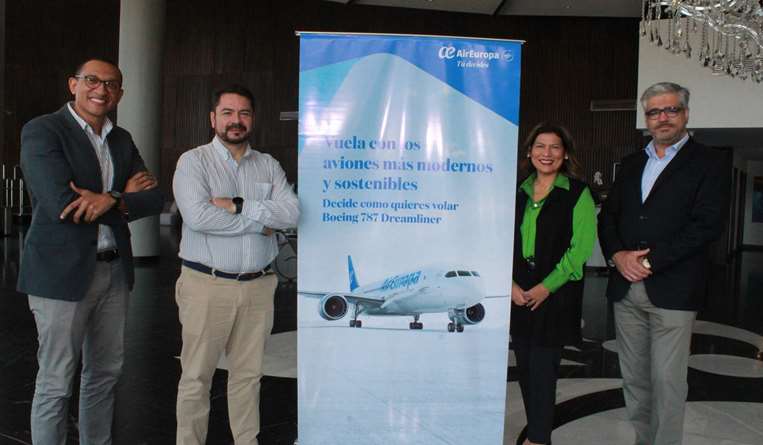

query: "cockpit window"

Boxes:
[471, 271, 480, 277]
[445, 271, 457, 278]
[457, 270, 470, 276]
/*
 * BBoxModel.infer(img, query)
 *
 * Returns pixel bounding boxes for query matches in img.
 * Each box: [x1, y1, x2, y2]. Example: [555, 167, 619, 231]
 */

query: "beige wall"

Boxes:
[637, 20, 763, 129]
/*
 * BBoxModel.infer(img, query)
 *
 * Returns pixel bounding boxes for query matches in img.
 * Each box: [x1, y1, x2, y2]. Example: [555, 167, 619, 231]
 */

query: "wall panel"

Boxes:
[159, 0, 643, 199]
[3, 1, 643, 200]
[3, 0, 120, 167]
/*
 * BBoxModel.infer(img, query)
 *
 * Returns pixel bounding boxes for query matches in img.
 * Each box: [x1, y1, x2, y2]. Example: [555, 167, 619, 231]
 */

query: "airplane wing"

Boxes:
[299, 291, 385, 307]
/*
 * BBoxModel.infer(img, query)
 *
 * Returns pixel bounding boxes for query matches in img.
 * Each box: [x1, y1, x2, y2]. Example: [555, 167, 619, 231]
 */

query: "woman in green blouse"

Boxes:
[510, 122, 596, 445]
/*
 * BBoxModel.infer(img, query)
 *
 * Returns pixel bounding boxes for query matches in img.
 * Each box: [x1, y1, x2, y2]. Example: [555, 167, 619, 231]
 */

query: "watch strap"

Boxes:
[233, 197, 243, 214]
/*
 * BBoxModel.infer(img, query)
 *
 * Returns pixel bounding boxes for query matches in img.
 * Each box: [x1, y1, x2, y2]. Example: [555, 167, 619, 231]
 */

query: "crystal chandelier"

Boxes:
[641, 0, 763, 82]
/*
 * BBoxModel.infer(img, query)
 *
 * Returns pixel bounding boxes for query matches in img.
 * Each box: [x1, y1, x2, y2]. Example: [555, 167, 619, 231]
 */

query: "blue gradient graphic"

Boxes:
[300, 33, 522, 125]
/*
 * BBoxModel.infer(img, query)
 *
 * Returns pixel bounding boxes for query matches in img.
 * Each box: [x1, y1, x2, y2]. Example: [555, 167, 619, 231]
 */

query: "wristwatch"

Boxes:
[108, 190, 122, 206]
[232, 197, 244, 214]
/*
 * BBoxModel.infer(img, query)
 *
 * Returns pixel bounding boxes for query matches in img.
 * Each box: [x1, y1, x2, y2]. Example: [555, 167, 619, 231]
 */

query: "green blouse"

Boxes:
[519, 173, 597, 293]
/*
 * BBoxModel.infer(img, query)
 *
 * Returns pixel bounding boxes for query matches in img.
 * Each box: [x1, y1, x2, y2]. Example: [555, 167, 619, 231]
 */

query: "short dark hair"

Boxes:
[519, 122, 583, 180]
[73, 58, 122, 80]
[211, 84, 256, 111]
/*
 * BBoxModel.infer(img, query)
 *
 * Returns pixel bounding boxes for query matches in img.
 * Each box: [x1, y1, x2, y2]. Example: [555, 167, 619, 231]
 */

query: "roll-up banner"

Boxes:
[297, 32, 522, 444]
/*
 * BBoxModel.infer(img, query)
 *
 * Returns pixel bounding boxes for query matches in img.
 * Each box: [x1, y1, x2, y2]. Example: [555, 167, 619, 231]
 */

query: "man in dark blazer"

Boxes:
[599, 82, 728, 445]
[18, 58, 163, 444]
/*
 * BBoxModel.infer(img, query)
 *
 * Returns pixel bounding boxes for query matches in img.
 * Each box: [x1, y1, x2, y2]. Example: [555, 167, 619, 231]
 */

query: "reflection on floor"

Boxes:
[0, 227, 761, 444]
[552, 402, 763, 445]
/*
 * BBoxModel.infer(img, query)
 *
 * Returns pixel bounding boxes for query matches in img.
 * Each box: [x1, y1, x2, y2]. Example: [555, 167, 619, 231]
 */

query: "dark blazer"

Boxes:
[511, 177, 588, 347]
[18, 104, 163, 301]
[598, 137, 729, 310]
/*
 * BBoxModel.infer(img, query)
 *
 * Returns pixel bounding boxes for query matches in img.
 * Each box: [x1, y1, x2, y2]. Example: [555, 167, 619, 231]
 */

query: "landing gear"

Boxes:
[409, 314, 423, 330]
[349, 304, 362, 328]
[447, 322, 464, 333]
[447, 309, 465, 333]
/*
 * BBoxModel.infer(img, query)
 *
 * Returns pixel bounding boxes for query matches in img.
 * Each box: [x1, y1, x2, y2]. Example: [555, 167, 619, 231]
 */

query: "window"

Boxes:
[457, 270, 470, 276]
[445, 271, 457, 278]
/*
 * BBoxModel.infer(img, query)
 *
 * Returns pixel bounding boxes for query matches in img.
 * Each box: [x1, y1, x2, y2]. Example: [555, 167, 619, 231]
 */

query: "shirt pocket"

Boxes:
[251, 182, 273, 201]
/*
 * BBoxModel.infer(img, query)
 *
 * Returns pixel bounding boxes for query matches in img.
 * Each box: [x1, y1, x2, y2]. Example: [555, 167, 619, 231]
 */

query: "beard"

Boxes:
[651, 123, 685, 146]
[217, 123, 251, 144]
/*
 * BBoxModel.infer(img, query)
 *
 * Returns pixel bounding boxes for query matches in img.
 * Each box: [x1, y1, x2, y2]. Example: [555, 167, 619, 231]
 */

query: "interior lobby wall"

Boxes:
[3, 0, 644, 199]
[744, 161, 763, 246]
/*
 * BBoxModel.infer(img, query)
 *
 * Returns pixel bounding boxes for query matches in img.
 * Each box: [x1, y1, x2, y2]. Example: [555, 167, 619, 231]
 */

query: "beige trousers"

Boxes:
[175, 266, 277, 445]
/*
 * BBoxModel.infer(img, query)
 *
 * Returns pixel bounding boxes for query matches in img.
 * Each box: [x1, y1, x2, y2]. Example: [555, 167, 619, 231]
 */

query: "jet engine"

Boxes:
[458, 303, 486, 325]
[319, 294, 348, 321]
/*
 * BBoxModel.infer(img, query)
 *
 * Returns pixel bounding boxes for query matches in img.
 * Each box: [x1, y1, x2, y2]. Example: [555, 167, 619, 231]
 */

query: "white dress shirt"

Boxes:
[67, 103, 116, 252]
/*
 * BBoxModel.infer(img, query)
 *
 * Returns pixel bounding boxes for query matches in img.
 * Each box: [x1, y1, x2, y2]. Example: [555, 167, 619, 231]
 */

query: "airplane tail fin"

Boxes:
[348, 255, 360, 292]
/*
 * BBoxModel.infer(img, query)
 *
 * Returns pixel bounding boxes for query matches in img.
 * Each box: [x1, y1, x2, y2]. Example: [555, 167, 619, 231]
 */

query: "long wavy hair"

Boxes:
[519, 122, 583, 180]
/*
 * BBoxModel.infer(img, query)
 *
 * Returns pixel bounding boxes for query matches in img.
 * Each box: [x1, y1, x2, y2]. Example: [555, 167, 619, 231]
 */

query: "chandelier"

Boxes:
[641, 0, 763, 82]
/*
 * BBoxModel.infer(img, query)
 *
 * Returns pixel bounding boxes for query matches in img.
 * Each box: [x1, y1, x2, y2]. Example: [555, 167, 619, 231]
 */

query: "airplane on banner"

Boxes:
[301, 256, 489, 333]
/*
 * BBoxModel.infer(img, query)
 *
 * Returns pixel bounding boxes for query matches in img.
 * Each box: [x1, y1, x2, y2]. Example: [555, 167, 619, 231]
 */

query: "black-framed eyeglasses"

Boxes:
[73, 75, 121, 92]
[644, 106, 683, 120]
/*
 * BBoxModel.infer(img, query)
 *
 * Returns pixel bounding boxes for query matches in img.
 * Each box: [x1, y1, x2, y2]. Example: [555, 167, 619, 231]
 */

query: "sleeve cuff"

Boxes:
[541, 272, 566, 294]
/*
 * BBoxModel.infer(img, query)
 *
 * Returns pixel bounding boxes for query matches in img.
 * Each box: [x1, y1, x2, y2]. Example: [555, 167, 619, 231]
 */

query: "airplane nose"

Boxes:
[455, 278, 484, 295]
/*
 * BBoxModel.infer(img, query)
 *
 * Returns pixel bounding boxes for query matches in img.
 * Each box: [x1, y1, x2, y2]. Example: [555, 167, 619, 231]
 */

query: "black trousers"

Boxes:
[513, 337, 562, 444]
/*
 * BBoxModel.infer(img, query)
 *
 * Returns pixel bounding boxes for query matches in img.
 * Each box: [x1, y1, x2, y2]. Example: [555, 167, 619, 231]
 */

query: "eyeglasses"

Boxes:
[644, 106, 684, 119]
[73, 75, 121, 92]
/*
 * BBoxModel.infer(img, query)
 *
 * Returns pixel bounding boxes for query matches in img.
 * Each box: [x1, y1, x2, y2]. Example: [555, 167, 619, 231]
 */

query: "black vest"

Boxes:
[510, 177, 587, 347]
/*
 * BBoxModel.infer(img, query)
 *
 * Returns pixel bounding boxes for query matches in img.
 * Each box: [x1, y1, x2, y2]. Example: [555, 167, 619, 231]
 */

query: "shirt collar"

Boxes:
[645, 132, 689, 160]
[67, 102, 113, 138]
[212, 136, 253, 161]
[520, 172, 570, 198]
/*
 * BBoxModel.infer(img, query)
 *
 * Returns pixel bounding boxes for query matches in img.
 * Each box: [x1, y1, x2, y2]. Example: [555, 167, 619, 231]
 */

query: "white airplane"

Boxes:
[301, 256, 488, 333]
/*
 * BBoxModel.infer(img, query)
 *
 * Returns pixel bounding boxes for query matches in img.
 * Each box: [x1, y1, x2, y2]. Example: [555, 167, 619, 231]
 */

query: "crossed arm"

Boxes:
[20, 120, 163, 226]
[173, 152, 298, 236]
[60, 171, 158, 223]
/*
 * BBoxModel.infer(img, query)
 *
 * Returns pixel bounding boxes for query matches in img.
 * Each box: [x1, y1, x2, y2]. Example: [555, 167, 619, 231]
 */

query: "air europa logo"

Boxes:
[438, 46, 457, 59]
[437, 45, 513, 62]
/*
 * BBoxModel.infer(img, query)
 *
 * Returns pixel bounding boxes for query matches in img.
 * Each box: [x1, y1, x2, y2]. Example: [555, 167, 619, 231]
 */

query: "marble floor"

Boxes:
[0, 226, 761, 444]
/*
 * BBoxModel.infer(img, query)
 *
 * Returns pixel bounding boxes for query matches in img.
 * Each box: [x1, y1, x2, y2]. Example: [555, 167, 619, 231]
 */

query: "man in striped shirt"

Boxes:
[172, 84, 299, 445]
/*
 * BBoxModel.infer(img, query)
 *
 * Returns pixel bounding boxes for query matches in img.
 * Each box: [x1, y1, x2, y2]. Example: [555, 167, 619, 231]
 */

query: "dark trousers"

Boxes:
[513, 337, 562, 444]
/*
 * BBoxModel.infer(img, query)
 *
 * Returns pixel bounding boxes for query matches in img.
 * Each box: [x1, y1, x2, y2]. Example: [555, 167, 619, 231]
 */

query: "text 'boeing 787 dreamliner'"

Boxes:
[301, 256, 489, 333]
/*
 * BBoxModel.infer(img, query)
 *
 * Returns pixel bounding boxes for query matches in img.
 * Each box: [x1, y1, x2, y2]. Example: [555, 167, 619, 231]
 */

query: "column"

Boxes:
[118, 0, 166, 257]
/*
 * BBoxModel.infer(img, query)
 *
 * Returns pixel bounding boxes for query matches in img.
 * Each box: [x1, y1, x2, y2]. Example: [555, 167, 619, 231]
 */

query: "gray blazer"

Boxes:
[18, 104, 163, 301]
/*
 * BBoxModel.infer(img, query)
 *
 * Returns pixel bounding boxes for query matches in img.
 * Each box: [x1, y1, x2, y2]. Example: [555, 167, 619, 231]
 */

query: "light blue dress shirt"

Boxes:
[641, 133, 689, 202]
[173, 137, 299, 273]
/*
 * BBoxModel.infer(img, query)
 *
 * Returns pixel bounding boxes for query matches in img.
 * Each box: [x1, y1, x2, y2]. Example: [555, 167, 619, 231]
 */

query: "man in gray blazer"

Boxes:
[18, 58, 163, 444]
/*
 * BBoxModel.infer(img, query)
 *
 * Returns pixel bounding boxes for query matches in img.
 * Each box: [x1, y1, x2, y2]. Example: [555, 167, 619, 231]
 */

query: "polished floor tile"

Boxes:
[552, 402, 763, 445]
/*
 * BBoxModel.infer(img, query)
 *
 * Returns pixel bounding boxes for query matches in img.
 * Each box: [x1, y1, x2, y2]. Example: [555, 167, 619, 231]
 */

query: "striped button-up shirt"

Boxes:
[173, 137, 299, 273]
[67, 103, 117, 252]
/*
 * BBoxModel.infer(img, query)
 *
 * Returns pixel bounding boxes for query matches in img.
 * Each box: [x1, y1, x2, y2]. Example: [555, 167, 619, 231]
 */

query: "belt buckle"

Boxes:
[236, 272, 244, 281]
